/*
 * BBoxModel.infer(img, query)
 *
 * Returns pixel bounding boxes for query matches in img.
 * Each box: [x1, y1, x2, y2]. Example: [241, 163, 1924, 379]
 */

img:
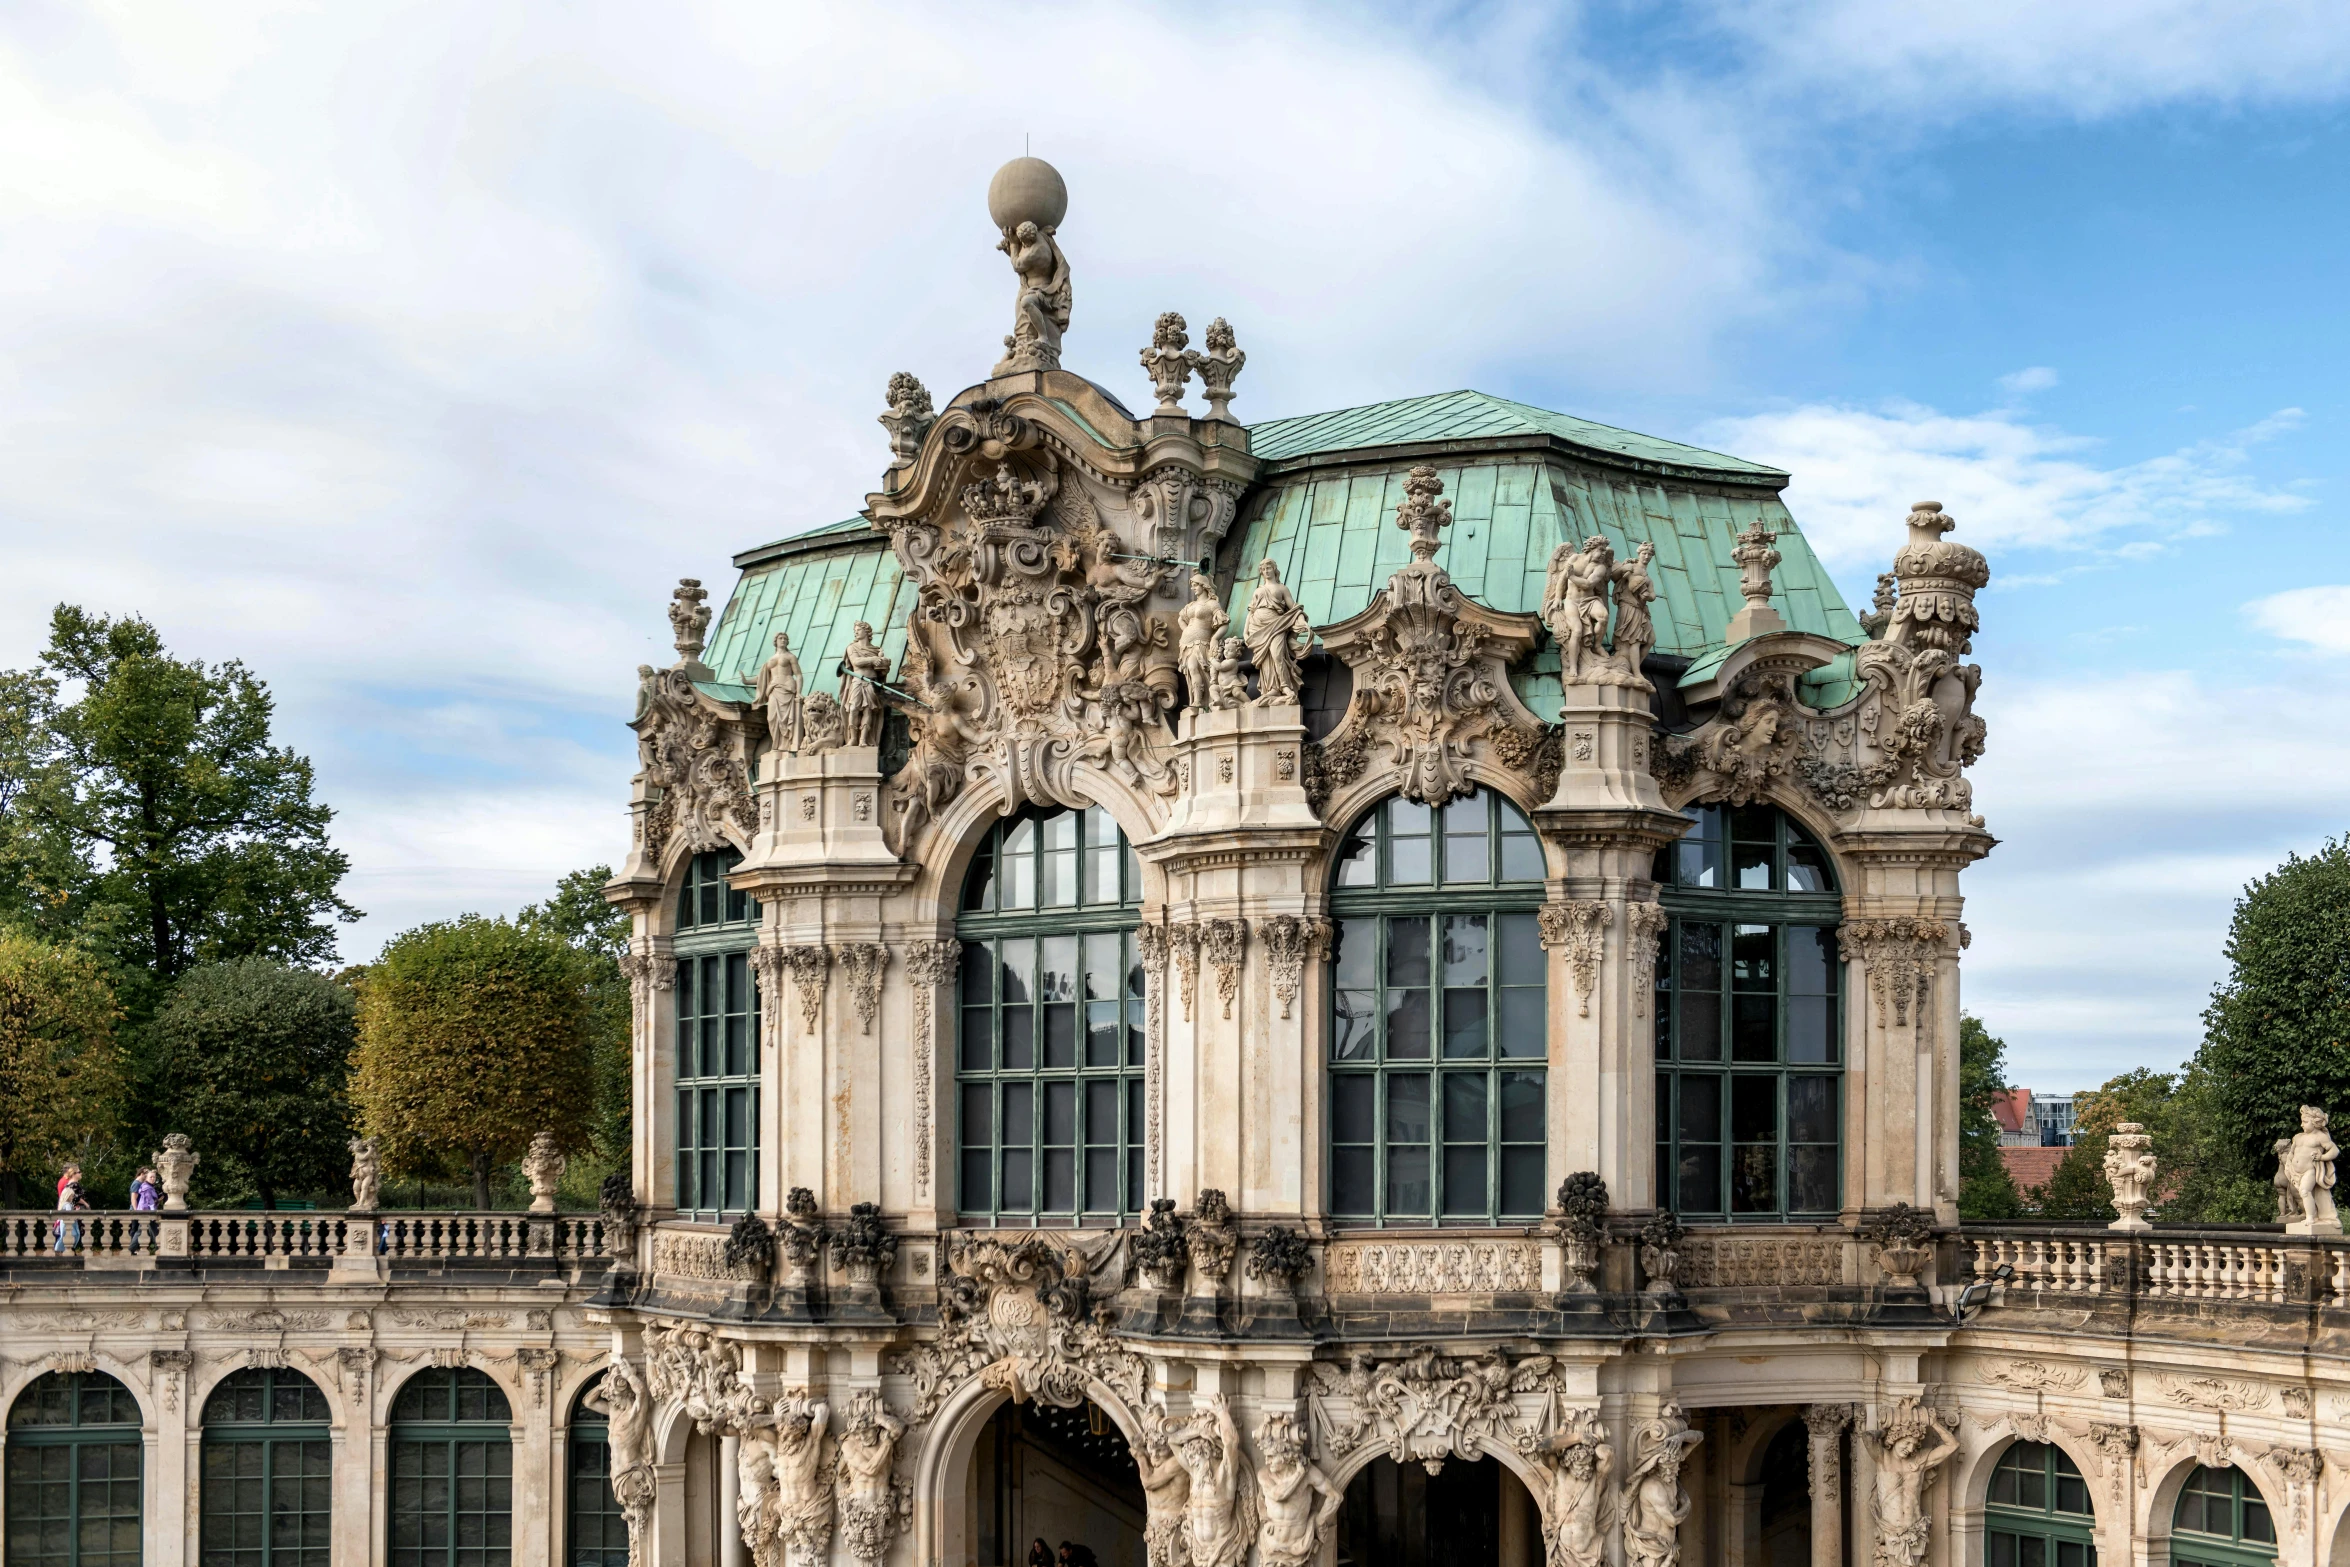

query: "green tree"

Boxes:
[519, 866, 632, 1165]
[148, 959, 356, 1209]
[1957, 1014, 2022, 1220]
[0, 931, 123, 1207]
[2154, 1056, 2272, 1223]
[0, 606, 360, 1012]
[2030, 1069, 2176, 1221]
[352, 916, 596, 1208]
[2197, 838, 2350, 1190]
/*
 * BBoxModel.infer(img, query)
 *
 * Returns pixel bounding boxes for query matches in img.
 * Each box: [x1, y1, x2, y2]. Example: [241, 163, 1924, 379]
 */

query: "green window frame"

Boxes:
[1986, 1441, 2098, 1567]
[388, 1370, 513, 1567]
[564, 1379, 627, 1567]
[200, 1369, 332, 1567]
[1653, 803, 1843, 1220]
[4, 1371, 143, 1567]
[1328, 789, 1548, 1226]
[2170, 1466, 2276, 1566]
[956, 804, 1146, 1224]
[674, 849, 761, 1219]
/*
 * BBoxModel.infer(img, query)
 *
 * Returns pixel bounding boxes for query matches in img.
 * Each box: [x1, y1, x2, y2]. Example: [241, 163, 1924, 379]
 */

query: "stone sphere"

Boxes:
[988, 157, 1068, 234]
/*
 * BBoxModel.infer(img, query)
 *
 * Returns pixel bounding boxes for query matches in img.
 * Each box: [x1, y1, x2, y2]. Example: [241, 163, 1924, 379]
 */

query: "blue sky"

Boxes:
[3, 1, 2346, 1089]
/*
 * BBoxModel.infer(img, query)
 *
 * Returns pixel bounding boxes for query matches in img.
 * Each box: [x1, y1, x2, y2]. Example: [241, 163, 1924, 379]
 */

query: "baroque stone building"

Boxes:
[6, 157, 2349, 1567]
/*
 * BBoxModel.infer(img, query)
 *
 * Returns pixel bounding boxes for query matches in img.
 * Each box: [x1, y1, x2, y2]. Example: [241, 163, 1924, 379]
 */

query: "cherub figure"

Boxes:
[1543, 535, 1619, 682]
[1209, 637, 1253, 712]
[2280, 1105, 2341, 1232]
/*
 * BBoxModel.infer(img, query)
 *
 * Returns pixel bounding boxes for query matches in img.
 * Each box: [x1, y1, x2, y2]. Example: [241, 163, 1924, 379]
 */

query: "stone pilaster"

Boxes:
[1806, 1402, 1854, 1566]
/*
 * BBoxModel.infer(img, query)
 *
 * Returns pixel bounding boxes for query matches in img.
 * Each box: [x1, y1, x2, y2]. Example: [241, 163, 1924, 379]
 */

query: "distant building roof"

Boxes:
[1990, 1089, 2033, 1136]
[2002, 1146, 2068, 1196]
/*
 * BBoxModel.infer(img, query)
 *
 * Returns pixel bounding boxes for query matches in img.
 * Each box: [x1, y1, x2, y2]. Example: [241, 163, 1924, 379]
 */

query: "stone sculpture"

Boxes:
[987, 157, 1072, 376]
[1209, 637, 1253, 711]
[1135, 1407, 1194, 1567]
[1142, 312, 1196, 415]
[1196, 317, 1245, 422]
[770, 1394, 834, 1562]
[1610, 541, 1659, 682]
[2104, 1122, 2157, 1232]
[1535, 1409, 1614, 1567]
[347, 1137, 381, 1211]
[834, 1392, 906, 1563]
[156, 1133, 197, 1211]
[1869, 1401, 1958, 1567]
[586, 1358, 656, 1567]
[736, 1418, 782, 1567]
[840, 621, 892, 749]
[1544, 535, 1617, 683]
[1178, 1394, 1253, 1567]
[877, 371, 935, 465]
[670, 577, 712, 662]
[1244, 560, 1312, 707]
[2279, 1105, 2341, 1234]
[1177, 574, 1229, 714]
[1622, 1403, 1702, 1567]
[1252, 1412, 1342, 1567]
[1724, 518, 1784, 641]
[754, 631, 804, 754]
[523, 1130, 565, 1215]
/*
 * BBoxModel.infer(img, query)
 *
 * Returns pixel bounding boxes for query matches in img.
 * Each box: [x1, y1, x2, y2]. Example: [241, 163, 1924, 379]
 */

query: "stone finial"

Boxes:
[1140, 311, 1196, 416]
[2103, 1122, 2156, 1232]
[523, 1130, 565, 1215]
[878, 372, 935, 466]
[1197, 316, 1246, 422]
[1393, 465, 1453, 560]
[1887, 501, 1989, 656]
[1723, 518, 1785, 643]
[668, 578, 711, 662]
[156, 1133, 197, 1211]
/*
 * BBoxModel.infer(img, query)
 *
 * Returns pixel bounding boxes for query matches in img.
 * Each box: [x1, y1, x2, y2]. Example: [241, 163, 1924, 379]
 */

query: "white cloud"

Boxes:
[1698, 1, 2350, 120]
[2246, 585, 2350, 654]
[1702, 402, 2310, 569]
[1998, 366, 2059, 396]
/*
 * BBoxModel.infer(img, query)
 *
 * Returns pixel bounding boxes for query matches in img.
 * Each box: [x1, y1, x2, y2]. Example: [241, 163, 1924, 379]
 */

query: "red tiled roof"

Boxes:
[2002, 1146, 2067, 1194]
[1990, 1088, 2033, 1135]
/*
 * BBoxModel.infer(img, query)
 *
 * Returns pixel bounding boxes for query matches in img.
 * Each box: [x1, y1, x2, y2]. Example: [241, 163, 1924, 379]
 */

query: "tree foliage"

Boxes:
[520, 866, 631, 1164]
[0, 606, 359, 1011]
[0, 932, 123, 1206]
[2030, 1069, 2175, 1221]
[352, 916, 596, 1207]
[2198, 838, 2350, 1179]
[149, 958, 356, 1209]
[1957, 1014, 2022, 1221]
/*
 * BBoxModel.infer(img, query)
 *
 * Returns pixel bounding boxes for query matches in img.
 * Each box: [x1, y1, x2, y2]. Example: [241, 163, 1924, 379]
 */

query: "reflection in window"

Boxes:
[1652, 803, 1841, 1218]
[1986, 1441, 2097, 1567]
[957, 805, 1145, 1224]
[2172, 1465, 2276, 1566]
[1330, 789, 1546, 1225]
[674, 849, 762, 1219]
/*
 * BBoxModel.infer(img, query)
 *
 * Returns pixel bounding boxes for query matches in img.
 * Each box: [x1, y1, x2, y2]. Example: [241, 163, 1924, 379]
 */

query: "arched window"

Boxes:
[2171, 1465, 2275, 1565]
[1652, 803, 1843, 1218]
[5, 1369, 143, 1567]
[1986, 1442, 2097, 1565]
[388, 1369, 512, 1567]
[1327, 789, 1548, 1225]
[956, 803, 1145, 1224]
[200, 1369, 332, 1567]
[675, 848, 762, 1218]
[564, 1377, 627, 1567]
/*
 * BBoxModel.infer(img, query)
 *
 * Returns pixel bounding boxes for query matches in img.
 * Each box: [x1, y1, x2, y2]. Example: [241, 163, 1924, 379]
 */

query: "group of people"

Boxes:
[1024, 1539, 1100, 1567]
[49, 1161, 162, 1252]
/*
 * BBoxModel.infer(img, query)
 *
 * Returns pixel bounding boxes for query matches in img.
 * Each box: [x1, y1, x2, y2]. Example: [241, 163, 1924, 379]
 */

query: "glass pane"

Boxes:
[1086, 1002, 1121, 1067]
[961, 1007, 993, 1071]
[1386, 989, 1430, 1060]
[1386, 1145, 1430, 1216]
[1731, 924, 1774, 989]
[1389, 832, 1431, 884]
[1788, 1145, 1837, 1212]
[1732, 838, 1773, 890]
[1333, 990, 1377, 1061]
[1331, 1075, 1375, 1143]
[1677, 1145, 1721, 1214]
[1442, 1146, 1486, 1215]
[1499, 1146, 1545, 1216]
[1498, 1071, 1544, 1143]
[2244, 1491, 2275, 1543]
[1732, 995, 1777, 1062]
[962, 842, 997, 911]
[2056, 1470, 2090, 1516]
[1332, 1148, 1374, 1214]
[1333, 919, 1373, 988]
[962, 942, 992, 1001]
[1334, 822, 1375, 887]
[1497, 913, 1543, 985]
[1084, 934, 1121, 999]
[1002, 1008, 1034, 1071]
[1731, 1142, 1777, 1213]
[1788, 1076, 1837, 1144]
[1787, 832, 1833, 893]
[1386, 1075, 1430, 1143]
[1679, 992, 1721, 1062]
[1043, 1003, 1077, 1069]
[1442, 990, 1487, 1059]
[1497, 988, 1545, 1058]
[1679, 922, 1722, 991]
[1441, 915, 1488, 985]
[1040, 937, 1076, 1002]
[1786, 996, 1834, 1064]
[1387, 918, 1430, 988]
[1678, 1078, 1720, 1143]
[1040, 848, 1076, 907]
[1442, 1073, 1488, 1142]
[1731, 1075, 1776, 1143]
[1389, 798, 1431, 838]
[1043, 1081, 1076, 1146]
[1786, 926, 1835, 994]
[999, 939, 1034, 1005]
[1500, 829, 1544, 883]
[1443, 831, 1488, 884]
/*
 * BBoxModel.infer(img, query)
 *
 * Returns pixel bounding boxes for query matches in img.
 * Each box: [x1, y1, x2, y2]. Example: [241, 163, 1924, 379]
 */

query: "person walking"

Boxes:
[128, 1166, 161, 1253]
[53, 1164, 87, 1254]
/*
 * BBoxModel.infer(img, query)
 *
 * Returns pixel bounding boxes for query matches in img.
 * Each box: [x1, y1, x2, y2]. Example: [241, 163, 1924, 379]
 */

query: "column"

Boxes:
[718, 1433, 746, 1567]
[1807, 1403, 1853, 1567]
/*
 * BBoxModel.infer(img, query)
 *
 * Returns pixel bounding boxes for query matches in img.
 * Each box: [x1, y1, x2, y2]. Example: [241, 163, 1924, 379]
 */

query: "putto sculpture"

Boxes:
[2278, 1105, 2341, 1235]
[2104, 1122, 2158, 1232]
[347, 1137, 381, 1212]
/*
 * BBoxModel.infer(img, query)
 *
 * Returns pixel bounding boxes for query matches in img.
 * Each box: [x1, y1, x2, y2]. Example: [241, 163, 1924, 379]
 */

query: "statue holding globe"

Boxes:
[988, 157, 1074, 376]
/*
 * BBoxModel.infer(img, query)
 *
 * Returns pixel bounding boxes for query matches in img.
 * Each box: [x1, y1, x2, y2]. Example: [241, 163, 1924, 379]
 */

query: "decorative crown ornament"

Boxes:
[959, 461, 1055, 528]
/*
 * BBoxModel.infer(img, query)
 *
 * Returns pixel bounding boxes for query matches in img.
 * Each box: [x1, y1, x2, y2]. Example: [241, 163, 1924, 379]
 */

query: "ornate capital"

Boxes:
[1540, 901, 1609, 1018]
[780, 946, 830, 1033]
[1258, 915, 1330, 1020]
[1838, 917, 1952, 1030]
[1204, 918, 1248, 1020]
[833, 942, 890, 1035]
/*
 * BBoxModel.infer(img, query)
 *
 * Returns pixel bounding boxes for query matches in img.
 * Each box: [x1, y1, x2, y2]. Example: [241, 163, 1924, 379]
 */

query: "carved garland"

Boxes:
[904, 941, 962, 1200]
[1169, 921, 1203, 1023]
[1625, 901, 1668, 1018]
[1204, 918, 1247, 1020]
[833, 942, 890, 1035]
[1135, 924, 1170, 1201]
[781, 946, 830, 1033]
[1838, 918, 1950, 1030]
[1257, 915, 1330, 1021]
[1541, 901, 1610, 1018]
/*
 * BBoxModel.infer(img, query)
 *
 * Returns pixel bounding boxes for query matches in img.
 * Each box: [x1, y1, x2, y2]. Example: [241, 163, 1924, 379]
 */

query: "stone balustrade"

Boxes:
[0, 1209, 607, 1268]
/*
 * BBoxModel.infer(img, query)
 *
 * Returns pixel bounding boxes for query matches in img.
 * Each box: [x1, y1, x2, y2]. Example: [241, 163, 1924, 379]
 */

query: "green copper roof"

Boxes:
[1248, 390, 1787, 478]
[696, 522, 909, 705]
[1223, 456, 1863, 663]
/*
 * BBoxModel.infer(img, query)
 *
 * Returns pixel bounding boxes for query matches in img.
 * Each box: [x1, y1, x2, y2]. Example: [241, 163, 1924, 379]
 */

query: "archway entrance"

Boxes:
[1757, 1418, 1812, 1566]
[967, 1397, 1146, 1567]
[1336, 1455, 1540, 1567]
